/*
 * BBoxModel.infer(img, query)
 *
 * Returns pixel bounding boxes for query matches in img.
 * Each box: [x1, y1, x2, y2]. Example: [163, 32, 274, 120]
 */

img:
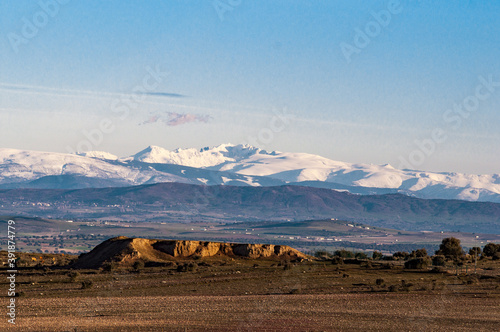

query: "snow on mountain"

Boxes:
[77, 151, 118, 160]
[0, 147, 283, 189]
[131, 144, 262, 167]
[0, 144, 499, 203]
[127, 144, 500, 202]
[0, 148, 145, 186]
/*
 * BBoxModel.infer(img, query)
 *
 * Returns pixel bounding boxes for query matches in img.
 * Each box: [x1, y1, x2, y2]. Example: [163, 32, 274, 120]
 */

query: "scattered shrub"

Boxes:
[355, 252, 368, 260]
[177, 262, 198, 272]
[102, 262, 117, 272]
[375, 278, 384, 286]
[372, 251, 383, 260]
[410, 248, 428, 258]
[361, 261, 372, 268]
[132, 260, 145, 271]
[81, 280, 94, 289]
[388, 284, 397, 292]
[431, 266, 446, 273]
[432, 255, 446, 266]
[404, 257, 431, 269]
[331, 256, 343, 265]
[68, 271, 80, 282]
[393, 251, 409, 260]
[334, 250, 355, 258]
[315, 250, 331, 259]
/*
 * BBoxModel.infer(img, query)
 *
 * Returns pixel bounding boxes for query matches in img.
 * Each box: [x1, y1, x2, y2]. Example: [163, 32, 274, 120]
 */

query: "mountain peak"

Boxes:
[77, 151, 118, 160]
[130, 143, 265, 167]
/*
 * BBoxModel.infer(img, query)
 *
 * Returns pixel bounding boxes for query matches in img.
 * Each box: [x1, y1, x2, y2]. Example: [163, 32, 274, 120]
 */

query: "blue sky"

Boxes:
[0, 0, 499, 174]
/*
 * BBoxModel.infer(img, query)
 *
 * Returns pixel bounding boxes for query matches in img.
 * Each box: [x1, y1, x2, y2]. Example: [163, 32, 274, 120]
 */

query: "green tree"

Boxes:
[436, 237, 464, 261]
[334, 249, 354, 258]
[410, 248, 428, 258]
[469, 247, 481, 257]
[393, 251, 409, 260]
[482, 243, 499, 257]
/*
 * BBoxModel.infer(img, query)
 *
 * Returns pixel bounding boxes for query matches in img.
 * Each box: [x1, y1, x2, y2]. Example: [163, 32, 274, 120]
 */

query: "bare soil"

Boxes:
[1, 258, 499, 331]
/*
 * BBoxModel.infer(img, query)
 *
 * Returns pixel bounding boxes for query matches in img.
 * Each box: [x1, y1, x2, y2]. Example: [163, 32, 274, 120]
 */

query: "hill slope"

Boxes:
[1, 183, 499, 233]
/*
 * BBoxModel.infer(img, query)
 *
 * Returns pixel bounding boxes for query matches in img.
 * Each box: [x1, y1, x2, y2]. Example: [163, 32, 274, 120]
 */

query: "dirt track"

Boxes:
[3, 293, 499, 331]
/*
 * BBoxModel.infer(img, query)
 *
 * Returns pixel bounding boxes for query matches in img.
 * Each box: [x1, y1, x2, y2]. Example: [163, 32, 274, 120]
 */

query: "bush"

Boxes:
[493, 252, 500, 261]
[334, 250, 355, 258]
[315, 250, 331, 259]
[393, 251, 409, 260]
[331, 256, 343, 265]
[81, 280, 93, 289]
[375, 278, 384, 286]
[432, 255, 446, 266]
[410, 248, 428, 258]
[68, 271, 80, 282]
[177, 262, 198, 272]
[404, 257, 431, 269]
[431, 266, 447, 273]
[102, 262, 117, 272]
[372, 251, 383, 260]
[483, 243, 500, 257]
[355, 252, 368, 260]
[132, 260, 145, 271]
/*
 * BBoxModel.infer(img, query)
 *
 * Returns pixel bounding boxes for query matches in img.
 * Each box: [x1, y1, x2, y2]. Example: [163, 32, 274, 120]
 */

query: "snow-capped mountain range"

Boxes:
[1, 144, 499, 203]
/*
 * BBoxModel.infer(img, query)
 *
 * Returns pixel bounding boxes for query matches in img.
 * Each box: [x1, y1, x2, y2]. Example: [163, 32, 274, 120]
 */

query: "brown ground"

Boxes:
[1, 257, 499, 331]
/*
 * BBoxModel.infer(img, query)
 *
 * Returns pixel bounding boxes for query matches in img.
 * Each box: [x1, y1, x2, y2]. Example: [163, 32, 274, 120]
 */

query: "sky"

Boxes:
[0, 0, 499, 174]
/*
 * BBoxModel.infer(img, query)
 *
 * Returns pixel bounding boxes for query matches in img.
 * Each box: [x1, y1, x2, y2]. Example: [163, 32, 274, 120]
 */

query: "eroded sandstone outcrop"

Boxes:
[73, 237, 308, 269]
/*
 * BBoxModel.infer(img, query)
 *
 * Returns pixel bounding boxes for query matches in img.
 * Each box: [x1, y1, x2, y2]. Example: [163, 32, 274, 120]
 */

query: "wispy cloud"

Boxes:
[140, 91, 186, 98]
[0, 82, 184, 100]
[140, 112, 212, 126]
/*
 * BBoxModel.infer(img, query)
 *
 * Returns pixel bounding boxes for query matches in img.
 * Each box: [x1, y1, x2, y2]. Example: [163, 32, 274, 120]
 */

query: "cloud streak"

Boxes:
[140, 112, 212, 126]
[140, 91, 186, 98]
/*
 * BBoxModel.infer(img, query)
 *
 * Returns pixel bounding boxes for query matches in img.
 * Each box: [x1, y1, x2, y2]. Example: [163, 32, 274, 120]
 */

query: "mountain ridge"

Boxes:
[1, 144, 499, 203]
[1, 182, 499, 233]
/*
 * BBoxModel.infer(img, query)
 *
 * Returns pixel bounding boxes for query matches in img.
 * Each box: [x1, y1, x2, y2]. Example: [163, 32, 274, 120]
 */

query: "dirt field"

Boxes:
[4, 293, 499, 331]
[1, 258, 499, 331]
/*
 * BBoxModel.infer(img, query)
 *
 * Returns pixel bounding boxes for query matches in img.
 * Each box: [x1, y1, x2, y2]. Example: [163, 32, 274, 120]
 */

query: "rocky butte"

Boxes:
[73, 236, 308, 269]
